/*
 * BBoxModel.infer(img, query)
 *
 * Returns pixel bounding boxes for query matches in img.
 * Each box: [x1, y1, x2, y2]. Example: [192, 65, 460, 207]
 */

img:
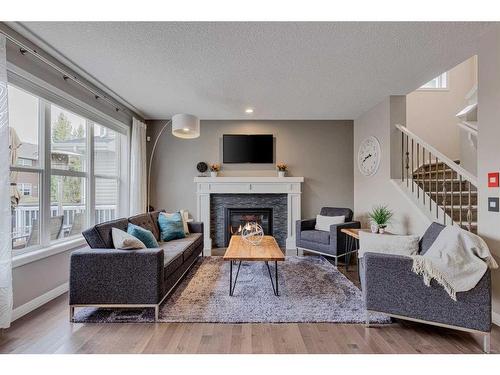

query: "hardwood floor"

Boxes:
[1, 258, 497, 354]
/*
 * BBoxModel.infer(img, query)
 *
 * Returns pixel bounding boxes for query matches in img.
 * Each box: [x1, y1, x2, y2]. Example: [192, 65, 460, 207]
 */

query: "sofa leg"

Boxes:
[483, 333, 491, 353]
[154, 305, 159, 322]
[69, 306, 74, 322]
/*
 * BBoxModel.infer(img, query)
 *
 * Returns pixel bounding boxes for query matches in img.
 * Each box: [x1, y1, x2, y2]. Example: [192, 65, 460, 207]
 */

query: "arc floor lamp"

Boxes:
[147, 114, 200, 211]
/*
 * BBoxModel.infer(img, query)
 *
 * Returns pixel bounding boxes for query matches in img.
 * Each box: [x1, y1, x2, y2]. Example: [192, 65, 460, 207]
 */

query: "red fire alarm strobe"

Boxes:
[488, 172, 499, 188]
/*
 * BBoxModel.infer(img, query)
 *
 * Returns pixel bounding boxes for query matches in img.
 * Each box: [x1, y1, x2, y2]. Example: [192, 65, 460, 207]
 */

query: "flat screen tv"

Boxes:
[223, 134, 273, 163]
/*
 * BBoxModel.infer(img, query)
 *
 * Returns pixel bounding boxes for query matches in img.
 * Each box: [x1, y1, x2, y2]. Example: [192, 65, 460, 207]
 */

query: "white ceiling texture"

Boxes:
[11, 22, 492, 120]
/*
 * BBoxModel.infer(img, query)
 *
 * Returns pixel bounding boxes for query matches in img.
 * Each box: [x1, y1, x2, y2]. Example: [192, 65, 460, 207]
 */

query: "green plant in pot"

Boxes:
[368, 205, 393, 234]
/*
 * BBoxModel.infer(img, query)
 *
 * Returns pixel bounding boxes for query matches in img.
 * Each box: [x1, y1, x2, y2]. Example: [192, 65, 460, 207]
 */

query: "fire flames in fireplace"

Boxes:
[225, 208, 272, 245]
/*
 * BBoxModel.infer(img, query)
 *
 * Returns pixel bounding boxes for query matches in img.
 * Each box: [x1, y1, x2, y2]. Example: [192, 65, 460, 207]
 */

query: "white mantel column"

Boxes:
[196, 192, 212, 256]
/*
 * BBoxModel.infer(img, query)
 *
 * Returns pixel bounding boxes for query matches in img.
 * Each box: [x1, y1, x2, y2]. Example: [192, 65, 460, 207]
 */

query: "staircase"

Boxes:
[396, 124, 478, 233]
[412, 161, 477, 232]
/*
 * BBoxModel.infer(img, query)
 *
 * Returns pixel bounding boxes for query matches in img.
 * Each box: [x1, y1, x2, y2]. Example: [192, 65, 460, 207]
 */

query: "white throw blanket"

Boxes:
[411, 226, 498, 301]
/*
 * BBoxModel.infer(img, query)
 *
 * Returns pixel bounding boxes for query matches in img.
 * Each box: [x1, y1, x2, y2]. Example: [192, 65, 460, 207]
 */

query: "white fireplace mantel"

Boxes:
[194, 176, 304, 255]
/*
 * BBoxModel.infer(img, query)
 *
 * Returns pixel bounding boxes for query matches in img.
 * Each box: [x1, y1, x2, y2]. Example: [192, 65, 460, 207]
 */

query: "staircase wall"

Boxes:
[406, 56, 477, 165]
[477, 24, 500, 323]
[354, 96, 430, 235]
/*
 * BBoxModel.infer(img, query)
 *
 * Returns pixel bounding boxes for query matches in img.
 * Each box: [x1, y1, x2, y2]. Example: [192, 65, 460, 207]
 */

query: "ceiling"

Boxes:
[11, 22, 492, 120]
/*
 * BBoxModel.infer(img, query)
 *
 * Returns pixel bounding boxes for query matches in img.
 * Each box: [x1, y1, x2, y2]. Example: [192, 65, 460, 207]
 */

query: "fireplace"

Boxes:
[224, 207, 273, 246]
[209, 193, 288, 249]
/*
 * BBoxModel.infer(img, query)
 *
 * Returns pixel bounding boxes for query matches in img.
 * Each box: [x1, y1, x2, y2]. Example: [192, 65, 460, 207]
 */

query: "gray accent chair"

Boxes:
[70, 210, 204, 321]
[296, 207, 361, 266]
[360, 222, 492, 353]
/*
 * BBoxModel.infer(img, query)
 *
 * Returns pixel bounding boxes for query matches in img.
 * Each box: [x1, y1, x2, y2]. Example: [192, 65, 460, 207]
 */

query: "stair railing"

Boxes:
[395, 124, 478, 232]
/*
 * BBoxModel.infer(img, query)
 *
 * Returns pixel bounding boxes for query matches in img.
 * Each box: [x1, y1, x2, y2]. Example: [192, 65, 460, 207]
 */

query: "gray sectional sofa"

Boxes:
[360, 222, 492, 352]
[69, 210, 204, 321]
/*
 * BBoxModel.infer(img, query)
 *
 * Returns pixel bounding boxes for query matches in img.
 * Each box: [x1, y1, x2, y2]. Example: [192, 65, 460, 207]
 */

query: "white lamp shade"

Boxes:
[172, 114, 200, 139]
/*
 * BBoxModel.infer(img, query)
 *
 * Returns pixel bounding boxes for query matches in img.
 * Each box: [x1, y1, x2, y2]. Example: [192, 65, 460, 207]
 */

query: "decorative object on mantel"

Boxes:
[368, 205, 393, 234]
[196, 161, 208, 176]
[147, 113, 200, 211]
[241, 222, 264, 245]
[210, 163, 221, 177]
[276, 162, 288, 177]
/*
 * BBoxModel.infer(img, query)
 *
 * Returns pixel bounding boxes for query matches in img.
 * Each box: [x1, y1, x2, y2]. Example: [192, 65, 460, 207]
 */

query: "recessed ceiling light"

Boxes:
[245, 108, 254, 114]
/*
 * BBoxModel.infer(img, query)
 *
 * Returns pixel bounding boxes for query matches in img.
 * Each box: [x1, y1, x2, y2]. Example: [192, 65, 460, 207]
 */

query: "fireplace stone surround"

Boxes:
[211, 194, 286, 248]
[194, 176, 304, 255]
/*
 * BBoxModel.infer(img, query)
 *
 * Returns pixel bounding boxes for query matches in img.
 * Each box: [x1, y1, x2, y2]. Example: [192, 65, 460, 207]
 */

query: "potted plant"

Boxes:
[210, 163, 221, 177]
[368, 205, 393, 234]
[276, 162, 288, 177]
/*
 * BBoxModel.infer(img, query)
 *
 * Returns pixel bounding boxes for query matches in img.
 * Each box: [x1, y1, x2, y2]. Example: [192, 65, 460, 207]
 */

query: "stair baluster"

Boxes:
[459, 175, 463, 227]
[411, 139, 414, 193]
[405, 135, 410, 188]
[396, 124, 477, 233]
[416, 143, 420, 199]
[442, 161, 447, 225]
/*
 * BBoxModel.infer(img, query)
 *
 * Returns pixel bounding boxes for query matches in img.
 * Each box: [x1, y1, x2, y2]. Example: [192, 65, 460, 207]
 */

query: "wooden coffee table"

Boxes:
[223, 235, 285, 296]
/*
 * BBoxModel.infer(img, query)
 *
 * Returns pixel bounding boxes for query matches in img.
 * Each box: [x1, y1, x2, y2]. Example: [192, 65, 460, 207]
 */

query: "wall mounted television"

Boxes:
[223, 134, 274, 163]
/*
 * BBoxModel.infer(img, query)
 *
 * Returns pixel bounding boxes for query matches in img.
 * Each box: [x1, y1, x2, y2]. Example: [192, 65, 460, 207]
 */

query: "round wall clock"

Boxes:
[357, 136, 381, 176]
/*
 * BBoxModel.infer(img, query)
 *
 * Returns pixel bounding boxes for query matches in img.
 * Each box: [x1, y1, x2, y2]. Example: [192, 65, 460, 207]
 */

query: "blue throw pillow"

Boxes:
[158, 212, 186, 242]
[127, 223, 159, 248]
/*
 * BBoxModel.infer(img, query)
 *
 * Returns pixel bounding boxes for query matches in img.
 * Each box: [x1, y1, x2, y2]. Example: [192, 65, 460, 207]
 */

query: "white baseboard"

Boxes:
[492, 311, 500, 327]
[11, 282, 69, 322]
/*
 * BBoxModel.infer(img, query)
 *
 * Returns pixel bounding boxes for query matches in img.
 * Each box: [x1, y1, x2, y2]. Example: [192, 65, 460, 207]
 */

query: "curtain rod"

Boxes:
[0, 30, 135, 117]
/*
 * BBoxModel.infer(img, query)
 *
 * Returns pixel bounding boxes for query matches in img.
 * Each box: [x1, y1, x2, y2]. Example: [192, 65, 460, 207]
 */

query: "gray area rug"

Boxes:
[73, 256, 390, 324]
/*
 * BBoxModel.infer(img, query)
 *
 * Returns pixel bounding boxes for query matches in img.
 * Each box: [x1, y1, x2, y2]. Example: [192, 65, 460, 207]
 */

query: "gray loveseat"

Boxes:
[361, 222, 492, 352]
[296, 207, 361, 266]
[69, 210, 204, 321]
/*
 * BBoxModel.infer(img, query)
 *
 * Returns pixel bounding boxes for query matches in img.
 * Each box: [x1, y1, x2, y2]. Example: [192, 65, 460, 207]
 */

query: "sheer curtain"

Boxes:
[130, 118, 147, 215]
[0, 35, 13, 328]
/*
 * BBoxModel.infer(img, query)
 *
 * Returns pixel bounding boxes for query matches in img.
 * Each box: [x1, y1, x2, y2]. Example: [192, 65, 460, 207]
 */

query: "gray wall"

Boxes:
[147, 120, 354, 220]
[477, 24, 500, 321]
[354, 96, 430, 235]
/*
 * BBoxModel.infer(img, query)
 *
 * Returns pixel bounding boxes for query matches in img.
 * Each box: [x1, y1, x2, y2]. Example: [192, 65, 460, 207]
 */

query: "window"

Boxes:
[49, 105, 88, 242]
[18, 183, 33, 196]
[8, 81, 129, 255]
[419, 72, 448, 90]
[9, 85, 42, 251]
[18, 158, 34, 167]
[94, 124, 120, 224]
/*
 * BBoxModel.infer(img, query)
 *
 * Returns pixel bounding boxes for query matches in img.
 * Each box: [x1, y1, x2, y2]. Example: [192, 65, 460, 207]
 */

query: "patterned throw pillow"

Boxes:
[158, 212, 186, 242]
[179, 209, 190, 235]
[127, 223, 159, 248]
[112, 227, 146, 250]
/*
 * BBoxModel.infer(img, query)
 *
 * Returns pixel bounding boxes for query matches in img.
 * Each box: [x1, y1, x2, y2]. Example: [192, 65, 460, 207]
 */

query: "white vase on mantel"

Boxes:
[278, 171, 286, 178]
[210, 171, 218, 177]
